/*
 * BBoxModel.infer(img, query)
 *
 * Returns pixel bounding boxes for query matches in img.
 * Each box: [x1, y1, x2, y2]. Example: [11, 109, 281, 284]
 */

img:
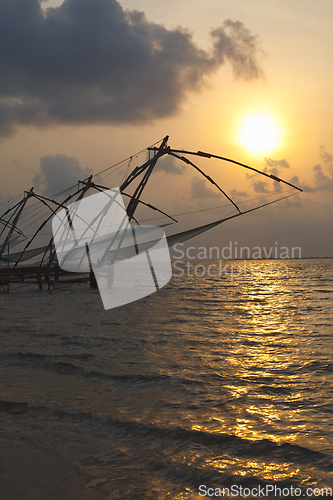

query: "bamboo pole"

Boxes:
[7, 241, 9, 293]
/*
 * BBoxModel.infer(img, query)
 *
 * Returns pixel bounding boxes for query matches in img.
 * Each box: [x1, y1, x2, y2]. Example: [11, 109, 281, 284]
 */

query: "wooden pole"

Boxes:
[124, 136, 169, 222]
[85, 243, 97, 288]
[7, 242, 9, 293]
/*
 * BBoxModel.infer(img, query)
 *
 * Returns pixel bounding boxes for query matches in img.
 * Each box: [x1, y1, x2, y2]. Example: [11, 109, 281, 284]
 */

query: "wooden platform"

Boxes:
[0, 266, 97, 289]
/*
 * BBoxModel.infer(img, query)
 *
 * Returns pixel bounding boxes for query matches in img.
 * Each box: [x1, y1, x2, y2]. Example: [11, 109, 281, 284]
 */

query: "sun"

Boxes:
[237, 113, 281, 153]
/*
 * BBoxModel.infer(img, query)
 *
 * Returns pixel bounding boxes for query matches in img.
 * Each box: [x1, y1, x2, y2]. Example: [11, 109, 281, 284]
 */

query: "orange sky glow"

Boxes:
[0, 0, 332, 256]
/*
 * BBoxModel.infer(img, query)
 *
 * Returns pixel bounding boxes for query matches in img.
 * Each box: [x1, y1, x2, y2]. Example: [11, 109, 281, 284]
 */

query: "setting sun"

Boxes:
[238, 114, 281, 153]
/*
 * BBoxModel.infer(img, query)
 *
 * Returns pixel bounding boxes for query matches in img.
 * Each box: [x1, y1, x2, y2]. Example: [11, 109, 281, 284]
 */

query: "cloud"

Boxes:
[246, 156, 292, 194]
[190, 177, 221, 199]
[262, 157, 290, 190]
[211, 20, 265, 81]
[230, 189, 247, 197]
[33, 154, 92, 195]
[289, 175, 315, 193]
[320, 145, 333, 167]
[291, 147, 333, 193]
[263, 157, 290, 171]
[252, 180, 270, 193]
[0, 0, 264, 136]
[154, 155, 186, 175]
[313, 164, 333, 191]
[310, 146, 333, 191]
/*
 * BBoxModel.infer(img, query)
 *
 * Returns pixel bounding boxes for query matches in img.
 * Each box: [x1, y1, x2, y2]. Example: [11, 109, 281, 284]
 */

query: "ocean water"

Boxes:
[0, 259, 333, 499]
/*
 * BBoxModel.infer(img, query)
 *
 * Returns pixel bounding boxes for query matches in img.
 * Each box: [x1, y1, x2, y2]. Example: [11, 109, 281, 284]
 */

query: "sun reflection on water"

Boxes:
[177, 260, 333, 486]
[205, 456, 303, 482]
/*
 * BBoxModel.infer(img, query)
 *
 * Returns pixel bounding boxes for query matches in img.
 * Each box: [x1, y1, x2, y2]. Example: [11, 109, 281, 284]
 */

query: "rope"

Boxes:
[94, 137, 164, 178]
[139, 188, 296, 222]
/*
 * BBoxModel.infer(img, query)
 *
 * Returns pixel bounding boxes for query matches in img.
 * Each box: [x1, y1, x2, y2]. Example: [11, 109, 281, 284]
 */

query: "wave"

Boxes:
[3, 402, 332, 480]
[0, 400, 29, 414]
[7, 351, 173, 385]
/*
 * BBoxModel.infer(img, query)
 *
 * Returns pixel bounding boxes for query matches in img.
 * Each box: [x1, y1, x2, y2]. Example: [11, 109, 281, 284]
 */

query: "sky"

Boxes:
[0, 0, 332, 257]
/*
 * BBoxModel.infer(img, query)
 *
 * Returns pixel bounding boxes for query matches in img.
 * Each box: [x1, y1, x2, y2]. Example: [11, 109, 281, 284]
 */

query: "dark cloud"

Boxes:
[291, 147, 333, 193]
[310, 146, 333, 191]
[252, 180, 270, 193]
[246, 156, 292, 194]
[319, 145, 333, 166]
[33, 154, 92, 195]
[261, 157, 290, 191]
[263, 157, 290, 171]
[190, 177, 221, 199]
[0, 0, 264, 136]
[230, 189, 247, 197]
[154, 155, 186, 175]
[289, 175, 315, 193]
[313, 164, 333, 191]
[211, 20, 265, 81]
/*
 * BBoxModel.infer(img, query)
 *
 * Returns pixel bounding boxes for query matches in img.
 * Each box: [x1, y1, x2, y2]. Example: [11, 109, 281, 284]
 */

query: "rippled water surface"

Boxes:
[0, 259, 333, 499]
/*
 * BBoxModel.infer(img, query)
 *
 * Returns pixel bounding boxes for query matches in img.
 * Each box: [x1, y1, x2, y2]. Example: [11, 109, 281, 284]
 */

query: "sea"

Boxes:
[0, 258, 332, 500]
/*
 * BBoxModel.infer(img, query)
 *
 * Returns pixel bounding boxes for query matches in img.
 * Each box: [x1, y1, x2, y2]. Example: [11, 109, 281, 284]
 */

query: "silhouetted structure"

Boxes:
[0, 136, 302, 291]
